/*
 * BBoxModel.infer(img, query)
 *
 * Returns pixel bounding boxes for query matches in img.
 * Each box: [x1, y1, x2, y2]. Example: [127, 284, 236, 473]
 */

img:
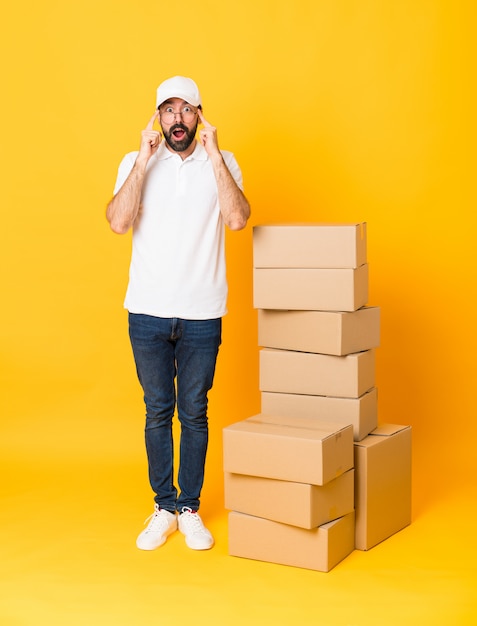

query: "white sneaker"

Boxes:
[178, 507, 214, 550]
[136, 505, 177, 550]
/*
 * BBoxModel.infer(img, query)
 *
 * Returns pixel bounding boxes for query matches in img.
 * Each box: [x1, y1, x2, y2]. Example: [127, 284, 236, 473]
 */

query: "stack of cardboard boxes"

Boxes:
[223, 223, 411, 572]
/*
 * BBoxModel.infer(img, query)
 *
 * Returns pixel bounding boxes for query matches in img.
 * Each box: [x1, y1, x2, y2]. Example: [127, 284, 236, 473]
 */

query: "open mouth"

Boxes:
[171, 125, 187, 141]
[165, 122, 196, 152]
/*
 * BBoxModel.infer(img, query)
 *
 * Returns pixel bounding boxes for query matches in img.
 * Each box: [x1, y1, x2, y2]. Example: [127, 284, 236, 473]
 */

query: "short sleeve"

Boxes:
[113, 151, 139, 195]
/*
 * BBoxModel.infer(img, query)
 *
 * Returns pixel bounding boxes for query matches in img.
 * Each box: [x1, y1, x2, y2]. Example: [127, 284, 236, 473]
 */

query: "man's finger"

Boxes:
[146, 110, 159, 130]
[197, 109, 212, 127]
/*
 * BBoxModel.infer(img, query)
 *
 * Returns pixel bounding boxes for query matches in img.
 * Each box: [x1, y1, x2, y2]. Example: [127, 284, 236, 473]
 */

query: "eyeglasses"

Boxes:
[159, 105, 198, 124]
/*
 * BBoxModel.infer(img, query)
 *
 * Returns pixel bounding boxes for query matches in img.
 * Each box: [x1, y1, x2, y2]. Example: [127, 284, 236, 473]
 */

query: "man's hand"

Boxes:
[106, 111, 162, 234]
[138, 111, 162, 163]
[197, 109, 250, 230]
[198, 110, 221, 158]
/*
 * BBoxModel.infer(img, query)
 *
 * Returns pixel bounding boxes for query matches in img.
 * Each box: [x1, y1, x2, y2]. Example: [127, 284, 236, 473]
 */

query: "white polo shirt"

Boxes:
[113, 141, 243, 320]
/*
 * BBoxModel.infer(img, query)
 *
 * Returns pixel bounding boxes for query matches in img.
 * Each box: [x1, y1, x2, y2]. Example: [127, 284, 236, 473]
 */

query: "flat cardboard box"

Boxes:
[253, 265, 368, 312]
[259, 348, 375, 399]
[253, 223, 367, 269]
[261, 388, 378, 442]
[223, 414, 354, 486]
[354, 424, 412, 550]
[258, 306, 380, 356]
[224, 469, 355, 529]
[228, 510, 355, 572]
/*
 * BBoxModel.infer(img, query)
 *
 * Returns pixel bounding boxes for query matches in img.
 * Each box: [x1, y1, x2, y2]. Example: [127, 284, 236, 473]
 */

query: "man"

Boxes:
[106, 76, 250, 551]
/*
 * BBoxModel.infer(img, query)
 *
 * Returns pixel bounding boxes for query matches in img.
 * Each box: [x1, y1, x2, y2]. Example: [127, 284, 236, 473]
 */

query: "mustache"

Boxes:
[170, 123, 189, 133]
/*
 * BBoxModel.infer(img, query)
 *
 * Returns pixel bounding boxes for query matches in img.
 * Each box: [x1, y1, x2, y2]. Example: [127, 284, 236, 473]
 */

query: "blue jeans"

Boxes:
[128, 314, 222, 513]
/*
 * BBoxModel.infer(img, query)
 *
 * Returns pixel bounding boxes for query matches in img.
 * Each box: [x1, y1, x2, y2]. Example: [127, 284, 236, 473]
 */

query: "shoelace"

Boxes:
[180, 507, 204, 533]
[143, 508, 171, 532]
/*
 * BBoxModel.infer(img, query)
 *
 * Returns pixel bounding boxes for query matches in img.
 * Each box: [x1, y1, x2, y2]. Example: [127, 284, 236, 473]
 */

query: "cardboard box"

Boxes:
[259, 348, 375, 399]
[228, 510, 355, 572]
[354, 424, 412, 550]
[223, 414, 354, 486]
[253, 223, 367, 269]
[261, 388, 378, 442]
[258, 306, 380, 356]
[224, 469, 355, 529]
[253, 265, 368, 312]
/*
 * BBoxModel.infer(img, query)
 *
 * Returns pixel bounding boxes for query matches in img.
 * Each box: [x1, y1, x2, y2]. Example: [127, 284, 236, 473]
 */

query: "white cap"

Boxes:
[156, 76, 202, 108]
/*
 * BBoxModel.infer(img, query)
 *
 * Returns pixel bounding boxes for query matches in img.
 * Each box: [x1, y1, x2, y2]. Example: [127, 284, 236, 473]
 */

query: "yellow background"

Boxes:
[1, 1, 476, 624]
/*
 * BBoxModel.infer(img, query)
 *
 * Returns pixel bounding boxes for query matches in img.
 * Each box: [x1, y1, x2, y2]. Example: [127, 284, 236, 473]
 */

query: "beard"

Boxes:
[162, 121, 198, 153]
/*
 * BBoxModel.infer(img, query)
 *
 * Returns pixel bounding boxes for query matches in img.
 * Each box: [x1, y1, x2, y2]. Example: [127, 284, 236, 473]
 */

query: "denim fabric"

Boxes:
[128, 313, 222, 513]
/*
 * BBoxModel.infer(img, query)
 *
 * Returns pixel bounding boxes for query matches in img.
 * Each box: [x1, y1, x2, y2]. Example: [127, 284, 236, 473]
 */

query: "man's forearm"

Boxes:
[210, 154, 250, 231]
[106, 160, 148, 234]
